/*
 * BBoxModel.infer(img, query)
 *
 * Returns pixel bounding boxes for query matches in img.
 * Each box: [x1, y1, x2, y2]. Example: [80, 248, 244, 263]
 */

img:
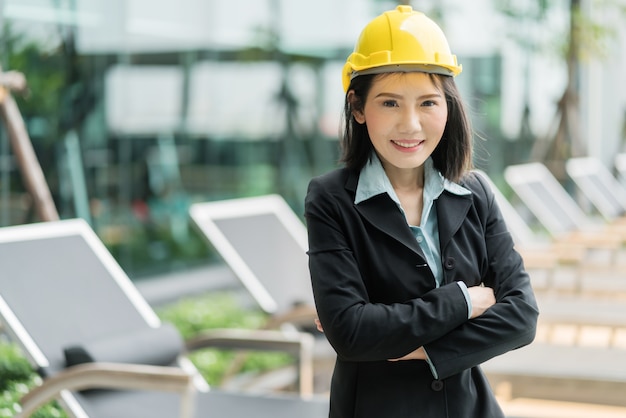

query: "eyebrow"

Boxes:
[374, 92, 443, 100]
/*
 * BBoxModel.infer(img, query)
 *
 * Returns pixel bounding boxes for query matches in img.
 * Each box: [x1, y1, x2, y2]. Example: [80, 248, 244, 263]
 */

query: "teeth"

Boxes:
[393, 140, 421, 148]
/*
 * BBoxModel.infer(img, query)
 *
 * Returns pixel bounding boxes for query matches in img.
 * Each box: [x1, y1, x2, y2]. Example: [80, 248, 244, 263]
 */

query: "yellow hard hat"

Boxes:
[342, 5, 462, 92]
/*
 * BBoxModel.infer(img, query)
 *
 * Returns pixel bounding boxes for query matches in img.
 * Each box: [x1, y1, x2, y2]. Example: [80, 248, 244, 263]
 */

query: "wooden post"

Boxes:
[0, 66, 59, 221]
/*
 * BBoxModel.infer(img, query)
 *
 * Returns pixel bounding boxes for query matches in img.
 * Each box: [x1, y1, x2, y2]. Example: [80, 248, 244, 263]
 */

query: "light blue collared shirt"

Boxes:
[355, 154, 472, 378]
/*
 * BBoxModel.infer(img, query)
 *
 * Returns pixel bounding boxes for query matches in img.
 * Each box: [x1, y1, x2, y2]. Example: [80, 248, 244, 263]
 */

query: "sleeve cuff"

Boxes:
[422, 347, 439, 379]
[456, 281, 472, 319]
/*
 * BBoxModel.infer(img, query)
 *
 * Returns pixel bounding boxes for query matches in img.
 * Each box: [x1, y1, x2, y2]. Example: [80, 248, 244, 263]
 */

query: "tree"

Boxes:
[494, 0, 624, 175]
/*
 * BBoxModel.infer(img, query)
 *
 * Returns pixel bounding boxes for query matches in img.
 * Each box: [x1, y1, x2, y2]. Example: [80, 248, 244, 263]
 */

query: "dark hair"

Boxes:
[339, 73, 473, 183]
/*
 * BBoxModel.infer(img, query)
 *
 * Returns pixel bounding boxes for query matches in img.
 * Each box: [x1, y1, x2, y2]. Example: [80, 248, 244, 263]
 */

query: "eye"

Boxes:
[421, 100, 437, 107]
[382, 99, 399, 107]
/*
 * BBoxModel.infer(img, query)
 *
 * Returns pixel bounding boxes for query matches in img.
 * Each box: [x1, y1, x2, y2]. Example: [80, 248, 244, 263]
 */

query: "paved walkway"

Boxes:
[500, 397, 626, 418]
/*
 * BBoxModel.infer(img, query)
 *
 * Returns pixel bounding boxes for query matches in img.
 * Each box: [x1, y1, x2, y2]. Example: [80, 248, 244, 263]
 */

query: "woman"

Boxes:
[304, 6, 538, 418]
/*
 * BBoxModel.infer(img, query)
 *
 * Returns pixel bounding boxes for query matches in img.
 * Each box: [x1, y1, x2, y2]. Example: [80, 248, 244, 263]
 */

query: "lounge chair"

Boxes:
[471, 173, 626, 404]
[474, 169, 593, 293]
[477, 169, 626, 294]
[189, 194, 315, 323]
[475, 170, 581, 266]
[504, 162, 625, 266]
[189, 194, 335, 390]
[565, 156, 626, 223]
[187, 192, 626, 410]
[0, 218, 328, 417]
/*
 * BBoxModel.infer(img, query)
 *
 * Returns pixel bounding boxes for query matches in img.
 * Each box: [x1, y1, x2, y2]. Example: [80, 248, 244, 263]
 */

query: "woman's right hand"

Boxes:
[314, 318, 324, 333]
[467, 285, 496, 318]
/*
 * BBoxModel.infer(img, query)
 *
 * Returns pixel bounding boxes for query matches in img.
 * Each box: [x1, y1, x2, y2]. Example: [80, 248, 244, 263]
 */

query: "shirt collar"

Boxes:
[355, 153, 470, 207]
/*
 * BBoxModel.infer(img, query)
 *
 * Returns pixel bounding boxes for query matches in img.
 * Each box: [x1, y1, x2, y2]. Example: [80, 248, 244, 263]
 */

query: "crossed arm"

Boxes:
[314, 285, 497, 361]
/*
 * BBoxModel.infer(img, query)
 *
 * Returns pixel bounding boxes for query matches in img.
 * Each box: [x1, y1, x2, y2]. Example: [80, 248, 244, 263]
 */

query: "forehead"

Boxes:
[371, 72, 443, 93]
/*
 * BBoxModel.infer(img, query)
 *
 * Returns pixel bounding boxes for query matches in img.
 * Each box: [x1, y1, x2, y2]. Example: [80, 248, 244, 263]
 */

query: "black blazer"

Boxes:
[305, 168, 538, 418]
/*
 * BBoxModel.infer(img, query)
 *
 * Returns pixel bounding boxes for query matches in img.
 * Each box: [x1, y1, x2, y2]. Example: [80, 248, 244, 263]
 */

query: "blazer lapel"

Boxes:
[436, 190, 473, 250]
[345, 168, 424, 256]
[355, 194, 425, 258]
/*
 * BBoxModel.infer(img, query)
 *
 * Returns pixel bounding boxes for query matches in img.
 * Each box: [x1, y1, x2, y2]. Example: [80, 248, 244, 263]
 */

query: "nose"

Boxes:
[398, 107, 421, 134]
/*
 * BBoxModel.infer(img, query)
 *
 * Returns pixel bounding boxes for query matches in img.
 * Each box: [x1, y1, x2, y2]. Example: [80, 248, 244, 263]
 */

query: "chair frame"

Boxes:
[0, 219, 318, 418]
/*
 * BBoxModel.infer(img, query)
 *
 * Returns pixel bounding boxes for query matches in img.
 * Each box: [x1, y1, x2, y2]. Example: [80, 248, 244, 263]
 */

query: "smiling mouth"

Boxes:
[391, 140, 424, 148]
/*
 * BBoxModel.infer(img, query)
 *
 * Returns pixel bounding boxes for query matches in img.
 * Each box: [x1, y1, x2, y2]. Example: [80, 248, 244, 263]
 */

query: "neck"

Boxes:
[385, 165, 425, 193]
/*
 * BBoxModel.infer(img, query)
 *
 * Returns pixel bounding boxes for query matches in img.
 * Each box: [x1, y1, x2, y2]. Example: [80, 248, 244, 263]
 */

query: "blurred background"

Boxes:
[1, 0, 625, 280]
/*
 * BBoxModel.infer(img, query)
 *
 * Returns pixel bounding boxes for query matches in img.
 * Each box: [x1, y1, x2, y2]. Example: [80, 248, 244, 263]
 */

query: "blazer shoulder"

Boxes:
[309, 167, 350, 186]
[307, 167, 355, 197]
[460, 171, 494, 199]
[458, 171, 497, 215]
[305, 167, 357, 216]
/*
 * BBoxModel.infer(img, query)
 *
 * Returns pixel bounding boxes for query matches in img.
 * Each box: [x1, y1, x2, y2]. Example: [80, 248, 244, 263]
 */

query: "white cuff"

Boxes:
[422, 347, 439, 379]
[456, 281, 472, 319]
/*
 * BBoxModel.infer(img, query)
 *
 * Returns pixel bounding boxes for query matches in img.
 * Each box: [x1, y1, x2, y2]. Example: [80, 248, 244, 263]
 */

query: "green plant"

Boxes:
[156, 291, 294, 386]
[0, 291, 293, 416]
[0, 343, 33, 390]
[0, 342, 68, 417]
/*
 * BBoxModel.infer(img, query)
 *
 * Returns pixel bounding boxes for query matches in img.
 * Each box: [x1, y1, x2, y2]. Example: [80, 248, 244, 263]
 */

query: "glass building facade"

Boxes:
[3, 0, 598, 279]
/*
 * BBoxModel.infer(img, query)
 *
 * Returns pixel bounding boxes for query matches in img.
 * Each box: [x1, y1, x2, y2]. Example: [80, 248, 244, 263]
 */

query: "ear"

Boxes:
[347, 90, 366, 124]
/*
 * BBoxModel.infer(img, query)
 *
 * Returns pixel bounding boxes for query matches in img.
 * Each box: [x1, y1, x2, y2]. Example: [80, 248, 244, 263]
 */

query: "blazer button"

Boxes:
[431, 380, 444, 391]
[443, 257, 455, 270]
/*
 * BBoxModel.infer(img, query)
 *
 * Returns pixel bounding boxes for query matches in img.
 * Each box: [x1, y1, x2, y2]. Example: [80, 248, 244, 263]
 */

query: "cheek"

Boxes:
[363, 109, 389, 134]
[430, 110, 448, 135]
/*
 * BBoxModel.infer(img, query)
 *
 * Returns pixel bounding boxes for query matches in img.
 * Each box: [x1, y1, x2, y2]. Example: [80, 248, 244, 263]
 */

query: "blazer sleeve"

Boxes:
[424, 172, 539, 379]
[305, 174, 471, 362]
